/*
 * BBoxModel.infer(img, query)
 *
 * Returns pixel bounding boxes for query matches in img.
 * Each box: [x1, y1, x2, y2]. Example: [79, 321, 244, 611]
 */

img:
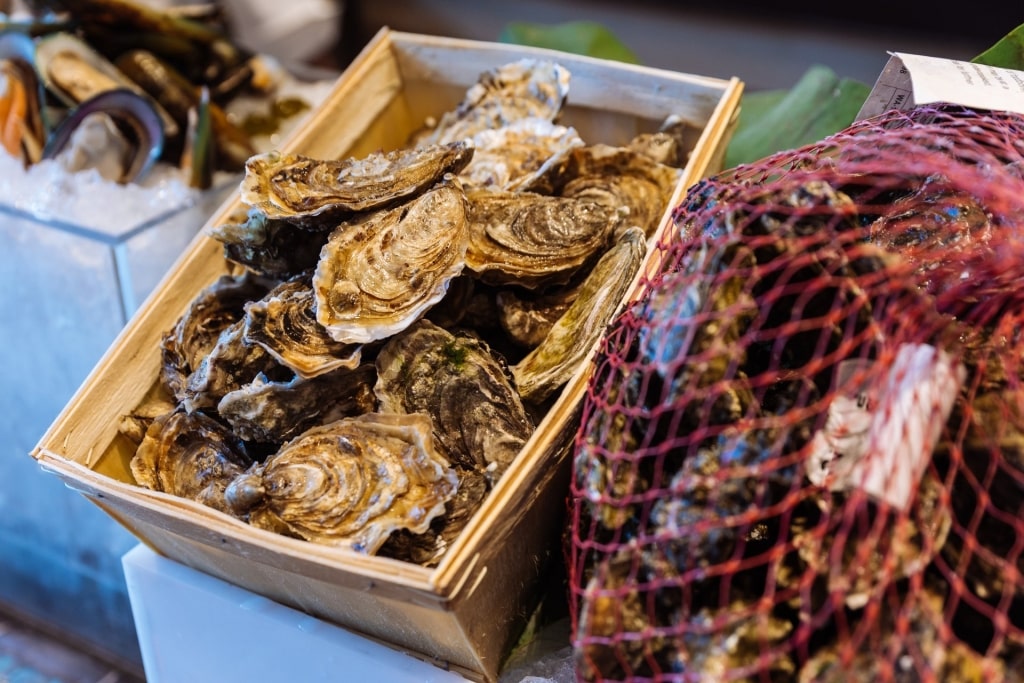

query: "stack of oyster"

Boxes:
[122, 58, 692, 565]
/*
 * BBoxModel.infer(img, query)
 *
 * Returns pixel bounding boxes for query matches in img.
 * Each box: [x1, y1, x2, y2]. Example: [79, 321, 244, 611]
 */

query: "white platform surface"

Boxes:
[122, 544, 469, 682]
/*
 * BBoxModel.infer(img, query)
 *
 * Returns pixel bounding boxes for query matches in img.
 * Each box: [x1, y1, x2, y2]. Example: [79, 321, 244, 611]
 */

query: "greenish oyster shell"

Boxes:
[224, 412, 458, 554]
[512, 226, 647, 405]
[240, 140, 474, 224]
[242, 276, 361, 379]
[374, 319, 534, 479]
[312, 177, 470, 344]
[464, 186, 621, 289]
[130, 407, 253, 515]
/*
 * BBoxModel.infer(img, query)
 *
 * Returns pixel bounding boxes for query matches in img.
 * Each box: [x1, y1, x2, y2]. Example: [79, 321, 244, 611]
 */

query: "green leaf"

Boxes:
[498, 21, 639, 64]
[724, 65, 870, 168]
[971, 22, 1024, 70]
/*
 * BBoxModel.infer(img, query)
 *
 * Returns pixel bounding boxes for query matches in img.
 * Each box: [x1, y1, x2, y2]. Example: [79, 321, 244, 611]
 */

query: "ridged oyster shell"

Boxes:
[464, 187, 621, 289]
[160, 272, 275, 402]
[513, 226, 648, 405]
[240, 140, 474, 224]
[224, 412, 458, 553]
[418, 59, 571, 146]
[460, 117, 584, 192]
[217, 364, 377, 444]
[559, 143, 683, 237]
[313, 177, 470, 343]
[375, 319, 535, 479]
[131, 408, 253, 514]
[243, 276, 361, 379]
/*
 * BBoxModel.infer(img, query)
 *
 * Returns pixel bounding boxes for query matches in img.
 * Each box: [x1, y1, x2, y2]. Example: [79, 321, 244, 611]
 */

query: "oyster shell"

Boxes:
[240, 140, 474, 224]
[313, 177, 470, 344]
[209, 208, 329, 279]
[160, 272, 275, 402]
[798, 584, 1004, 682]
[559, 144, 683, 237]
[217, 364, 377, 444]
[183, 318, 283, 412]
[418, 59, 571, 146]
[377, 468, 489, 566]
[374, 319, 534, 479]
[464, 187, 620, 289]
[512, 226, 647, 405]
[496, 285, 577, 349]
[224, 412, 459, 553]
[131, 407, 253, 514]
[243, 276, 361, 379]
[460, 117, 584, 192]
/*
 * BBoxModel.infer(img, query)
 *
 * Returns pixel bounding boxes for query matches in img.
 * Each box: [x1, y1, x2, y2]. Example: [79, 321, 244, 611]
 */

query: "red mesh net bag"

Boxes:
[569, 104, 1024, 682]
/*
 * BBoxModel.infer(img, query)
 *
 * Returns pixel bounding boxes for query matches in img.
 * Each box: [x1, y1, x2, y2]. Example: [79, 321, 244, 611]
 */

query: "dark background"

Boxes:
[336, 1, 1020, 90]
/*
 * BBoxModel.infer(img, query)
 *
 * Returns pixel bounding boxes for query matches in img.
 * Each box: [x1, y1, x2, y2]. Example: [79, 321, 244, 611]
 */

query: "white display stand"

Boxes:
[122, 544, 469, 682]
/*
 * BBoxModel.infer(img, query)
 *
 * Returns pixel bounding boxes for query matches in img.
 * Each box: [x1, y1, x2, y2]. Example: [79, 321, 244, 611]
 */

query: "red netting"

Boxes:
[568, 104, 1024, 682]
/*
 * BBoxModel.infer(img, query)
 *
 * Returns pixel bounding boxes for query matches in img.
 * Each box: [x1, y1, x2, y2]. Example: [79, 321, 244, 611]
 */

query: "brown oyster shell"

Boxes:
[496, 285, 578, 349]
[559, 143, 683, 237]
[131, 408, 253, 514]
[464, 187, 620, 289]
[240, 140, 474, 224]
[160, 272, 275, 402]
[377, 468, 489, 567]
[512, 226, 647, 405]
[183, 318, 282, 412]
[312, 177, 470, 344]
[417, 59, 571, 146]
[374, 319, 535, 479]
[224, 412, 458, 554]
[242, 276, 361, 379]
[217, 364, 377, 444]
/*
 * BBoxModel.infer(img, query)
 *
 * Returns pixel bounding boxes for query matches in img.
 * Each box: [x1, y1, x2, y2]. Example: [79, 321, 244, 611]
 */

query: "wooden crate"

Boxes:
[32, 29, 742, 682]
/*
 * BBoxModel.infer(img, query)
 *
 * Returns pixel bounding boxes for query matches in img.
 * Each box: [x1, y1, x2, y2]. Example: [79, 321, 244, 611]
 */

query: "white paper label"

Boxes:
[807, 344, 965, 509]
[856, 52, 1024, 121]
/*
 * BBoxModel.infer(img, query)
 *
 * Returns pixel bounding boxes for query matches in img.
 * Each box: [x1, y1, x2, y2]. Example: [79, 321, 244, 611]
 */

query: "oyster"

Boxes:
[217, 364, 377, 444]
[209, 208, 329, 279]
[576, 545, 795, 681]
[798, 584, 1005, 682]
[374, 319, 534, 478]
[512, 226, 647, 405]
[242, 276, 361, 379]
[240, 140, 474, 224]
[312, 177, 470, 344]
[418, 59, 571, 146]
[496, 285, 577, 349]
[460, 117, 584, 192]
[559, 144, 683, 237]
[160, 272, 275, 402]
[464, 187, 620, 289]
[131, 407, 253, 514]
[378, 468, 489, 566]
[224, 412, 459, 554]
[183, 318, 283, 412]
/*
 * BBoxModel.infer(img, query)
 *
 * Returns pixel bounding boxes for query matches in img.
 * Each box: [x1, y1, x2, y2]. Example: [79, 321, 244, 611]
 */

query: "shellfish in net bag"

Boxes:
[570, 104, 1024, 682]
